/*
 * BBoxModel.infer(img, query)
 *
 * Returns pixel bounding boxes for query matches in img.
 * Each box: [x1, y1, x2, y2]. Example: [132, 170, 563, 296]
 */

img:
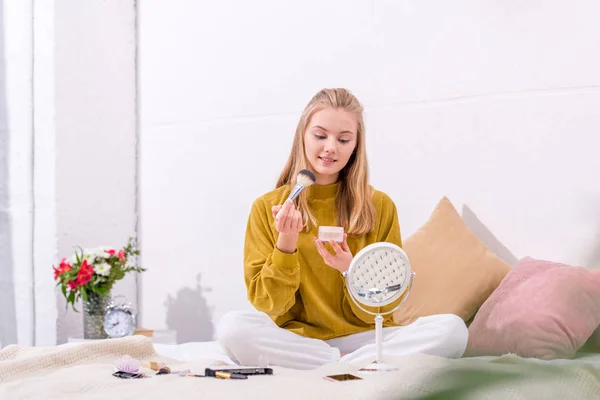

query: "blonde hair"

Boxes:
[276, 88, 376, 236]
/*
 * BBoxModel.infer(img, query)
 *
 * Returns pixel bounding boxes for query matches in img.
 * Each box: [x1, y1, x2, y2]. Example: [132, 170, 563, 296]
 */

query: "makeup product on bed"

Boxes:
[156, 366, 172, 375]
[216, 371, 248, 380]
[275, 169, 316, 220]
[184, 373, 209, 378]
[205, 366, 273, 377]
[182, 372, 246, 379]
[171, 369, 191, 376]
[113, 355, 149, 378]
[318, 226, 344, 243]
[141, 361, 167, 371]
[115, 355, 141, 374]
[113, 371, 147, 379]
[324, 373, 363, 382]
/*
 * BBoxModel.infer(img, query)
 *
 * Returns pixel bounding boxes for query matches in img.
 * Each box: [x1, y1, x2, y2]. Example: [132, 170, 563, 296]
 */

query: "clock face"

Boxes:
[103, 309, 134, 338]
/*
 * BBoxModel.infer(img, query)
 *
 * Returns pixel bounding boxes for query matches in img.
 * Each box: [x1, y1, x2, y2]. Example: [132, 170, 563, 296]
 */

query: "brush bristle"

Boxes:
[297, 169, 316, 187]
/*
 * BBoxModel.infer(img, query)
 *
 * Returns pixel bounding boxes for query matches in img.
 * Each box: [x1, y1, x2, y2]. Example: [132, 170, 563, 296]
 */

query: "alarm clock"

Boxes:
[103, 295, 137, 338]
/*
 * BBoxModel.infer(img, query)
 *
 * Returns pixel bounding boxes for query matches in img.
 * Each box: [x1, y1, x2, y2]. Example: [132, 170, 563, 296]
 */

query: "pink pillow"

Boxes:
[465, 257, 600, 360]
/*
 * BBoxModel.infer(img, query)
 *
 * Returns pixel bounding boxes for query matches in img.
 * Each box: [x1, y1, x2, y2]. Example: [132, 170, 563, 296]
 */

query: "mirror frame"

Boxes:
[345, 242, 415, 315]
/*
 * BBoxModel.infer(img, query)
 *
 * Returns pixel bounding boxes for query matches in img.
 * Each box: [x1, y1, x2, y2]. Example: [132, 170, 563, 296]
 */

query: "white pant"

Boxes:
[217, 310, 468, 370]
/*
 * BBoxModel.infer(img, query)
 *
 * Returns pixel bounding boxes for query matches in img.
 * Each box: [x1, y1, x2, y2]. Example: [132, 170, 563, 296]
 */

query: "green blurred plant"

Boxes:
[413, 358, 592, 400]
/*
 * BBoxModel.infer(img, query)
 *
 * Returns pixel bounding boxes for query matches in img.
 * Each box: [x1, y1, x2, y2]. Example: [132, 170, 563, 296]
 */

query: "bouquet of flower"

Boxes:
[53, 237, 146, 311]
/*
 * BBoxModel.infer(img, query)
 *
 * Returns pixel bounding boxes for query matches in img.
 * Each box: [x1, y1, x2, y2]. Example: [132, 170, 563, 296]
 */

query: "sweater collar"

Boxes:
[307, 182, 339, 199]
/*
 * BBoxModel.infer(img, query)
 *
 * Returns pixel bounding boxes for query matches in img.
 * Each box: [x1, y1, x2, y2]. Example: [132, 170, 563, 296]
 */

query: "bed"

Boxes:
[4, 198, 599, 398]
[1, 336, 599, 399]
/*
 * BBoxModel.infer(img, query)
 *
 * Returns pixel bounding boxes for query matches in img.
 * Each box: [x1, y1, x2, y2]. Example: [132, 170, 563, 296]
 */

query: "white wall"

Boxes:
[54, 0, 138, 344]
[0, 0, 57, 347]
[0, 0, 138, 346]
[139, 0, 600, 341]
[0, 0, 35, 347]
[33, 0, 59, 347]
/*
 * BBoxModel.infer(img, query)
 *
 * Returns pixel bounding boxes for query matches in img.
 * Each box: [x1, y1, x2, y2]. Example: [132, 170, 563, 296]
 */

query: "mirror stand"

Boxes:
[345, 242, 415, 373]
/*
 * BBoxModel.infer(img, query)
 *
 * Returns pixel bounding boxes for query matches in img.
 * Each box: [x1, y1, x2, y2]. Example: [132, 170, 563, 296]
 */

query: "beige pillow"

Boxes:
[393, 197, 511, 326]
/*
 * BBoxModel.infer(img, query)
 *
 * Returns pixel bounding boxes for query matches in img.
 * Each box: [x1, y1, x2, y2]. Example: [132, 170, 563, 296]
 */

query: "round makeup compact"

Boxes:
[318, 226, 344, 242]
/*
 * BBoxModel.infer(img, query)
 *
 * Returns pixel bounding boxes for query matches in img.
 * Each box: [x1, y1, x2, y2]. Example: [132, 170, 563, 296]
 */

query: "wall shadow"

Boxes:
[165, 273, 214, 343]
[585, 223, 600, 269]
[461, 204, 519, 267]
[0, 0, 18, 348]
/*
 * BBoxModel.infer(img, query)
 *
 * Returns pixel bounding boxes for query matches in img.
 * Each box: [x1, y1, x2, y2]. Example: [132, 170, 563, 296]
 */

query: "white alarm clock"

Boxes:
[103, 295, 137, 338]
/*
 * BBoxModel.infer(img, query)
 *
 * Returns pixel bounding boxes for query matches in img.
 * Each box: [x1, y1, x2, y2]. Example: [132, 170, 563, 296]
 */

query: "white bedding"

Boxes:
[3, 337, 600, 399]
[151, 340, 600, 372]
[65, 338, 600, 375]
[152, 341, 235, 364]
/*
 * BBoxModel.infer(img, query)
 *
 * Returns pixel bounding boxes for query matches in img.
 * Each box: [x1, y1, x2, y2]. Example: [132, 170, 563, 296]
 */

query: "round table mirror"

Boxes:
[345, 242, 415, 372]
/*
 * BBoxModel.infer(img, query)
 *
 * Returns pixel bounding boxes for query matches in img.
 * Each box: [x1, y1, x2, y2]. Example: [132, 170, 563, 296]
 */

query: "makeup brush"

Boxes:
[275, 169, 316, 220]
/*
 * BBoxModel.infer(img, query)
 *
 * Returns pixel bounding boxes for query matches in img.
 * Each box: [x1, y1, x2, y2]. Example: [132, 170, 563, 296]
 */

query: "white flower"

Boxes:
[94, 247, 108, 258]
[82, 250, 96, 262]
[70, 250, 95, 265]
[125, 256, 137, 269]
[96, 247, 117, 259]
[94, 262, 111, 276]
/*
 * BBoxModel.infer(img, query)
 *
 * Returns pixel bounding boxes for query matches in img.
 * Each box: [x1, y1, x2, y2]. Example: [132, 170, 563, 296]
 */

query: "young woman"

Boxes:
[217, 88, 468, 370]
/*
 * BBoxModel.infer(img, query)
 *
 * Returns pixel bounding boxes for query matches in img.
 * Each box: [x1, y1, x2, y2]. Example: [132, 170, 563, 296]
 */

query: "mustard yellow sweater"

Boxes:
[244, 182, 403, 340]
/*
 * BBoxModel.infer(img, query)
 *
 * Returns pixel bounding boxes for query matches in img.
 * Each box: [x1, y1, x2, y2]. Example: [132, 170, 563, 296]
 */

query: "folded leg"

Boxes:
[216, 310, 341, 370]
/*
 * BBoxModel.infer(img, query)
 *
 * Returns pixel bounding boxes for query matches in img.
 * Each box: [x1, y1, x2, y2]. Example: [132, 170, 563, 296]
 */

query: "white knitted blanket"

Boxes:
[1, 336, 599, 399]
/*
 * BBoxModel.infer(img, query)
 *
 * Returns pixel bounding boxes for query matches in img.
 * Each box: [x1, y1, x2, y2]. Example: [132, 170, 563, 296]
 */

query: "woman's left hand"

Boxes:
[314, 233, 353, 274]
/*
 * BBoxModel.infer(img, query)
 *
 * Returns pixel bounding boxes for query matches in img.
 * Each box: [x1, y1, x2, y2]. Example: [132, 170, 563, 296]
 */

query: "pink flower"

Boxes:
[75, 259, 95, 286]
[53, 258, 72, 280]
[76, 274, 92, 286]
[105, 249, 116, 256]
[117, 250, 126, 262]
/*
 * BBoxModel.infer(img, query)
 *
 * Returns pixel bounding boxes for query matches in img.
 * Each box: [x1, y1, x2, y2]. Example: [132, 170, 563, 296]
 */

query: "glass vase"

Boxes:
[83, 291, 110, 340]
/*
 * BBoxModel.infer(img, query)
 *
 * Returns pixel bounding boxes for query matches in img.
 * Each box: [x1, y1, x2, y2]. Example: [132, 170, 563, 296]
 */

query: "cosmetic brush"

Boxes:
[276, 169, 316, 220]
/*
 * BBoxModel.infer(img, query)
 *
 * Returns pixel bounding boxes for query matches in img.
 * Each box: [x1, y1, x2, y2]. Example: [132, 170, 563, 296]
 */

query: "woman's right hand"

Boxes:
[272, 201, 303, 253]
